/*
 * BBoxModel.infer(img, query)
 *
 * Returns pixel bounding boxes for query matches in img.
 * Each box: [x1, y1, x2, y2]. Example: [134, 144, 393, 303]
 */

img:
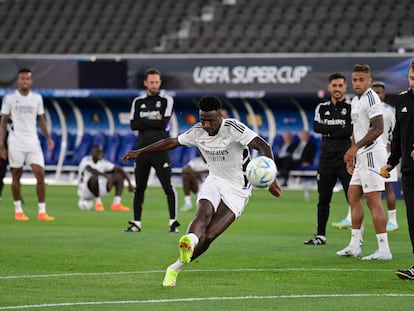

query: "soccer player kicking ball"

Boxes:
[123, 96, 282, 286]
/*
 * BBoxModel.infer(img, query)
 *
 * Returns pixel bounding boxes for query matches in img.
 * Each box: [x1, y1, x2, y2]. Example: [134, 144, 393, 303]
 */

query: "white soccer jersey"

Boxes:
[1, 90, 44, 141]
[178, 118, 258, 188]
[350, 88, 385, 155]
[379, 102, 396, 146]
[78, 155, 115, 184]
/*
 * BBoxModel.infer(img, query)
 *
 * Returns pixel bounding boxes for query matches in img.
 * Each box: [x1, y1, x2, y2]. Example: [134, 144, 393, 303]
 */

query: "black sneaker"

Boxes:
[304, 235, 326, 245]
[396, 266, 414, 280]
[123, 221, 141, 232]
[169, 220, 180, 233]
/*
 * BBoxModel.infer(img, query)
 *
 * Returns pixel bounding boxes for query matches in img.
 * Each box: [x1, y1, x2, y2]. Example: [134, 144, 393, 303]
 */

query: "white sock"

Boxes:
[95, 197, 102, 204]
[133, 220, 141, 228]
[113, 196, 121, 204]
[346, 206, 352, 222]
[38, 202, 46, 214]
[377, 233, 391, 253]
[169, 219, 177, 226]
[14, 200, 23, 213]
[170, 259, 186, 272]
[349, 229, 362, 249]
[388, 209, 397, 224]
[184, 195, 192, 206]
[187, 233, 199, 247]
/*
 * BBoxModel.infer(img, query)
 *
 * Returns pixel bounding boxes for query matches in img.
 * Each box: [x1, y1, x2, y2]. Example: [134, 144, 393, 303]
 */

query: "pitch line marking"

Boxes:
[0, 267, 394, 280]
[1, 294, 414, 310]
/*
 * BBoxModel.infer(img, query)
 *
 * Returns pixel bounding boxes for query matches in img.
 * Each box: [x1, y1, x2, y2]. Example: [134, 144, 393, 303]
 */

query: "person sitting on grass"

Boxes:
[77, 144, 134, 212]
[180, 153, 209, 212]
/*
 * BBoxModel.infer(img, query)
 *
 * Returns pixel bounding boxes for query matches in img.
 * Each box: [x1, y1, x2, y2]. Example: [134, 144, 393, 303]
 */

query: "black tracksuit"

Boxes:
[388, 89, 414, 253]
[313, 99, 352, 236]
[129, 92, 177, 222]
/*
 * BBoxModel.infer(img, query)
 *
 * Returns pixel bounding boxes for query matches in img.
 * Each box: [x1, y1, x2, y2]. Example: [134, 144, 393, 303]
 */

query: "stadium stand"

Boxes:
[0, 0, 413, 54]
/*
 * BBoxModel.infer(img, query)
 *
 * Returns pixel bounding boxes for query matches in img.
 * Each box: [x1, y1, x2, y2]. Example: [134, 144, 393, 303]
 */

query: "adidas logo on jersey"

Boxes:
[401, 107, 408, 112]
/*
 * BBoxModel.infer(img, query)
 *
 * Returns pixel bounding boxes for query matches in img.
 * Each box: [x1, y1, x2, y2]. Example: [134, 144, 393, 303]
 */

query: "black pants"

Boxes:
[402, 172, 414, 254]
[0, 157, 7, 197]
[316, 161, 351, 236]
[133, 151, 177, 221]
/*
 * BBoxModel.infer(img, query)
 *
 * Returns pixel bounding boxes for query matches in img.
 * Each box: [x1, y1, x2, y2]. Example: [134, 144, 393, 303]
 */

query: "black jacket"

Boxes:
[388, 89, 414, 174]
[313, 99, 352, 164]
[129, 92, 174, 148]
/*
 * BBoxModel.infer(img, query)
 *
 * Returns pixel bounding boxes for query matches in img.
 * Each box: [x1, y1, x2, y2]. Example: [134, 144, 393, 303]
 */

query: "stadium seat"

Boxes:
[64, 133, 92, 166]
[104, 133, 121, 163]
[0, 0, 411, 54]
[116, 133, 137, 166]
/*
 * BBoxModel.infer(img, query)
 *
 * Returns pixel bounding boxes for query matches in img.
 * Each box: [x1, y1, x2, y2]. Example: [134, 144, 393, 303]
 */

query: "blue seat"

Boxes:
[116, 133, 137, 166]
[169, 147, 183, 169]
[65, 133, 92, 165]
[92, 132, 107, 149]
[104, 133, 121, 163]
[181, 146, 198, 165]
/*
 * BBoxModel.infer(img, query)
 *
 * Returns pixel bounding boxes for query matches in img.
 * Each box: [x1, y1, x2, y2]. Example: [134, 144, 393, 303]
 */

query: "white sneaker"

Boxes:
[362, 250, 392, 260]
[336, 245, 361, 257]
[386, 222, 399, 232]
[332, 218, 351, 229]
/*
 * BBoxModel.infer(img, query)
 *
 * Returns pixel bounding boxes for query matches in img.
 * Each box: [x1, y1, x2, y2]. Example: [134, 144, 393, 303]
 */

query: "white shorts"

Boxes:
[197, 175, 252, 219]
[77, 177, 110, 200]
[350, 148, 386, 193]
[8, 137, 44, 168]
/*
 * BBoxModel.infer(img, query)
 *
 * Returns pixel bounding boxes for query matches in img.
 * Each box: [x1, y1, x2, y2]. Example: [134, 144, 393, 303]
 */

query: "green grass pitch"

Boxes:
[0, 184, 413, 310]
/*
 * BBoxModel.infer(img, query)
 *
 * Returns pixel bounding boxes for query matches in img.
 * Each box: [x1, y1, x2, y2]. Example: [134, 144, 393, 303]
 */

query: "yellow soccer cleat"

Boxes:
[162, 267, 179, 287]
[179, 235, 194, 264]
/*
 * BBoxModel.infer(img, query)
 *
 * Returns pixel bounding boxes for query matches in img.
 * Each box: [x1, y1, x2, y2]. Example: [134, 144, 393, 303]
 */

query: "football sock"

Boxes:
[346, 206, 352, 222]
[377, 233, 390, 253]
[38, 202, 46, 214]
[187, 233, 199, 247]
[349, 229, 362, 249]
[184, 196, 192, 205]
[113, 196, 121, 204]
[14, 200, 23, 213]
[388, 209, 397, 224]
[170, 259, 185, 272]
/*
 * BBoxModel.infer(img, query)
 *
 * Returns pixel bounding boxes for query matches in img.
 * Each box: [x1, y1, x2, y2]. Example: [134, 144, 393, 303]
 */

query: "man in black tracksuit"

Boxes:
[124, 68, 179, 233]
[383, 61, 414, 279]
[304, 72, 352, 245]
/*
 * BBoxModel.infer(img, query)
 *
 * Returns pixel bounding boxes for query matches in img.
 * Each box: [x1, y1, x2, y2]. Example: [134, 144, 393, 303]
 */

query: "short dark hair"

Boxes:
[409, 61, 414, 72]
[372, 81, 385, 89]
[353, 64, 371, 74]
[18, 68, 31, 75]
[144, 68, 161, 80]
[198, 96, 222, 112]
[91, 144, 103, 152]
[328, 72, 346, 82]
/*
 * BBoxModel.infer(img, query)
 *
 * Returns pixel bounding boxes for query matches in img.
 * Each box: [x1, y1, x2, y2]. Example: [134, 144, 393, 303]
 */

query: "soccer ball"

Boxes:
[246, 156, 277, 188]
[78, 198, 94, 210]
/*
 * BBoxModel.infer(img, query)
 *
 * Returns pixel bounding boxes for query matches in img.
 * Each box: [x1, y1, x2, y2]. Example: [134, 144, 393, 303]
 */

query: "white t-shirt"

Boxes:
[78, 155, 115, 184]
[1, 90, 44, 141]
[378, 101, 396, 146]
[350, 88, 385, 155]
[178, 118, 258, 188]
